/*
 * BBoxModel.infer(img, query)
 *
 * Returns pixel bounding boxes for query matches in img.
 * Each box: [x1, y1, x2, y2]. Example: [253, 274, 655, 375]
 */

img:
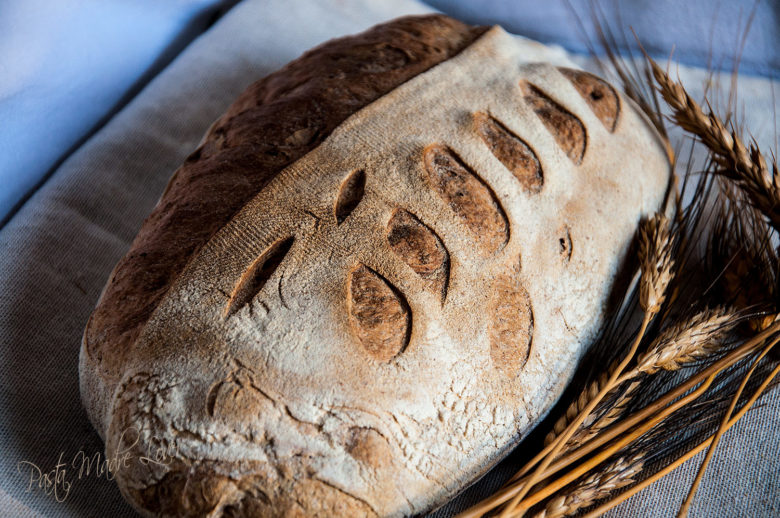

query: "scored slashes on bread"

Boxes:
[80, 15, 670, 517]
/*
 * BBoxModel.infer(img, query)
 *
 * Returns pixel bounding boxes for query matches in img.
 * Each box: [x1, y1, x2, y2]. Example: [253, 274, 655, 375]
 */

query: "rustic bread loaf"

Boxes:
[80, 14, 671, 517]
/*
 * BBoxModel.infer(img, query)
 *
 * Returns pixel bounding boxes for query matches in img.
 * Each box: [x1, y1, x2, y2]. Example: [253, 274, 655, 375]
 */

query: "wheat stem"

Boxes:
[677, 333, 780, 517]
[456, 321, 780, 518]
[499, 310, 655, 518]
[583, 357, 780, 518]
[507, 374, 717, 516]
[533, 454, 644, 518]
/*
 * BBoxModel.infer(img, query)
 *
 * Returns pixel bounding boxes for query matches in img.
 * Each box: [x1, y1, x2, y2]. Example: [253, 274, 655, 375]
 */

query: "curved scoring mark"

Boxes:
[559, 224, 572, 261]
[347, 264, 411, 362]
[335, 169, 366, 225]
[558, 68, 620, 132]
[386, 208, 450, 304]
[489, 270, 534, 375]
[422, 144, 509, 254]
[225, 237, 294, 318]
[520, 81, 586, 165]
[474, 112, 543, 194]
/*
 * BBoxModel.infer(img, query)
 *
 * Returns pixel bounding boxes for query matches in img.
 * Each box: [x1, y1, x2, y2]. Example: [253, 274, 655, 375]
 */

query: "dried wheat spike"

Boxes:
[533, 454, 644, 518]
[650, 59, 780, 229]
[635, 307, 736, 375]
[566, 381, 640, 449]
[544, 361, 635, 448]
[545, 368, 611, 447]
[637, 213, 674, 314]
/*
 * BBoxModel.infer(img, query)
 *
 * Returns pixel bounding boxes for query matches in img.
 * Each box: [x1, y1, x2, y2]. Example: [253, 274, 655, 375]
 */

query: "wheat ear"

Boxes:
[533, 454, 644, 518]
[544, 366, 613, 447]
[650, 59, 780, 229]
[567, 381, 640, 448]
[634, 308, 736, 375]
[544, 369, 638, 452]
[638, 213, 674, 314]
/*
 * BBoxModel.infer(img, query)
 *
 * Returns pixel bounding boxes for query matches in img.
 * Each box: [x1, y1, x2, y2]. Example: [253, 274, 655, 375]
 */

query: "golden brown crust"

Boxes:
[386, 208, 450, 304]
[558, 67, 620, 132]
[83, 15, 487, 387]
[347, 264, 411, 363]
[520, 81, 587, 164]
[474, 111, 543, 194]
[488, 265, 534, 375]
[422, 144, 509, 254]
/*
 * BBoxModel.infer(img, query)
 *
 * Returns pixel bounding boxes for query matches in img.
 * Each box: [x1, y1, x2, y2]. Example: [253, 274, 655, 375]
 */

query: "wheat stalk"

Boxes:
[638, 213, 674, 314]
[567, 381, 640, 448]
[584, 350, 780, 518]
[533, 454, 644, 518]
[544, 371, 637, 452]
[650, 59, 780, 229]
[677, 334, 780, 517]
[499, 212, 675, 516]
[544, 366, 613, 447]
[634, 308, 736, 375]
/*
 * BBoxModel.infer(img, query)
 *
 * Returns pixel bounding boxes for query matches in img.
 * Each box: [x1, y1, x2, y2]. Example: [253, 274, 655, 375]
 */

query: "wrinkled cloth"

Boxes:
[0, 0, 777, 516]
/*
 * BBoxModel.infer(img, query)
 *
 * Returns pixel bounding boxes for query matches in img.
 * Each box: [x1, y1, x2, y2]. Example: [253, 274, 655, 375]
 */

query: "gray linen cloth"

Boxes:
[0, 0, 777, 516]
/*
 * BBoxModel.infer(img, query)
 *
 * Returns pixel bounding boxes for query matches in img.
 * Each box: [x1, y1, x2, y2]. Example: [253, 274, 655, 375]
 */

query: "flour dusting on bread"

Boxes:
[81, 16, 670, 517]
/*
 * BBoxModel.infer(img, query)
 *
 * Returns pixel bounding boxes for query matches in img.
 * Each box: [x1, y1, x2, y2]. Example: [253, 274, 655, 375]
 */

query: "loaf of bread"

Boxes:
[80, 14, 670, 517]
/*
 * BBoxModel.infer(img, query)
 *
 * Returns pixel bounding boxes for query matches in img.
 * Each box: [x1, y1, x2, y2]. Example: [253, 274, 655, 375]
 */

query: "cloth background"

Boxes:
[0, 0, 777, 516]
[0, 0, 238, 224]
[425, 0, 780, 78]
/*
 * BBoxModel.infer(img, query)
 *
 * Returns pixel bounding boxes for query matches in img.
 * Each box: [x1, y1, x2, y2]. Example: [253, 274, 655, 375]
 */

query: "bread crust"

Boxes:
[81, 15, 486, 435]
[80, 15, 672, 518]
